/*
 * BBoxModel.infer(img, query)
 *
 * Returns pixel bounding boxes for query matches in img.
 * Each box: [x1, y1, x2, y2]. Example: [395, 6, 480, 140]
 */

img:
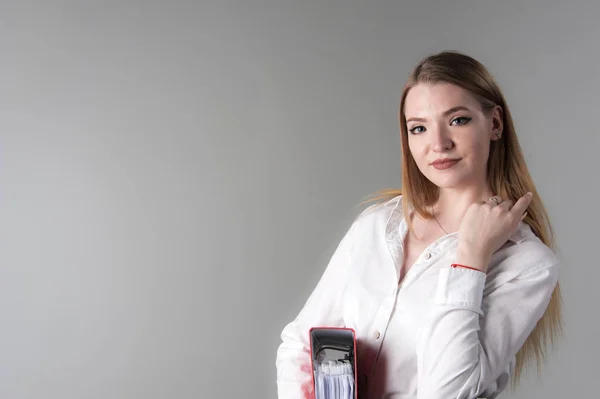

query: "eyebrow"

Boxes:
[406, 105, 472, 124]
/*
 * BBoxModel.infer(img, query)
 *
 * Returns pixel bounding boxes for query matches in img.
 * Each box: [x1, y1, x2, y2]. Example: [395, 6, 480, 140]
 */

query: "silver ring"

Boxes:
[489, 196, 501, 205]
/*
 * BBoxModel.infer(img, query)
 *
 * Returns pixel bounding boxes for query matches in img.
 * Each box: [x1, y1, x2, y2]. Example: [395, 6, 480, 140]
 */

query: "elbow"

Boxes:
[418, 358, 489, 399]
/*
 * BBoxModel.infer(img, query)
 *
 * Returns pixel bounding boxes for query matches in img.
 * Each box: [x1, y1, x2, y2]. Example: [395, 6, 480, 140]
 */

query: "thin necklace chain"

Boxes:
[431, 207, 449, 235]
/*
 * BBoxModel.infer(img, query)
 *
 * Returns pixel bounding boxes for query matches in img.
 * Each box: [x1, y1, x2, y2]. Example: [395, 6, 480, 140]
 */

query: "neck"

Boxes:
[431, 185, 495, 233]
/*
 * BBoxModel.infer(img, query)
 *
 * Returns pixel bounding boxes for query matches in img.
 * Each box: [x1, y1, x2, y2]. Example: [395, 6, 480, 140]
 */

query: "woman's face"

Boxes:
[403, 82, 503, 192]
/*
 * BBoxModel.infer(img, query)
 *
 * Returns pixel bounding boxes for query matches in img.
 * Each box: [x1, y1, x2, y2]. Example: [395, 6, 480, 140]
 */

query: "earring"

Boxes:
[494, 131, 502, 139]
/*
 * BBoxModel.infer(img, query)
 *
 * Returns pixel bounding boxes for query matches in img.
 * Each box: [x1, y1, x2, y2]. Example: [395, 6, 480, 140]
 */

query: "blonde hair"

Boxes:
[361, 50, 562, 389]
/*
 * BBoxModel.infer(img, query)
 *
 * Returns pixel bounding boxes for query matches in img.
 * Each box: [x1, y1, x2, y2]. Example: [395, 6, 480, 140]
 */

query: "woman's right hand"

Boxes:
[300, 359, 315, 399]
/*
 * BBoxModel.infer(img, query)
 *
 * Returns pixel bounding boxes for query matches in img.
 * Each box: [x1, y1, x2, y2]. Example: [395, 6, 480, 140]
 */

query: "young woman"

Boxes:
[275, 50, 562, 399]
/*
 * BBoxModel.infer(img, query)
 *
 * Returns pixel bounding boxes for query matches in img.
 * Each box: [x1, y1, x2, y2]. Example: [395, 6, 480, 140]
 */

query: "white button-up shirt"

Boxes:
[275, 196, 559, 399]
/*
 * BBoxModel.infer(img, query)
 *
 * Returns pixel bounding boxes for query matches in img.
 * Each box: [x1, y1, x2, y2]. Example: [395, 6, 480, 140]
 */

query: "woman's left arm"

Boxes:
[416, 193, 558, 398]
[415, 258, 559, 399]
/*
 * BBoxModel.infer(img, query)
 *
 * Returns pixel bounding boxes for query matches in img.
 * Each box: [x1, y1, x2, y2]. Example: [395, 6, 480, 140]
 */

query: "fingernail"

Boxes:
[527, 192, 533, 197]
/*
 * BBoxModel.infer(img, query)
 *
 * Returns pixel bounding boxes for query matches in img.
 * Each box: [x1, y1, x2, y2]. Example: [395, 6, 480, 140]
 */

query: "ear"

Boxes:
[489, 105, 504, 141]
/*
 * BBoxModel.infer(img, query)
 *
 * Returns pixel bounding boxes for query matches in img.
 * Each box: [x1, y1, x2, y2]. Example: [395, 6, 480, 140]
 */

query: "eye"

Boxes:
[451, 116, 472, 126]
[409, 125, 425, 135]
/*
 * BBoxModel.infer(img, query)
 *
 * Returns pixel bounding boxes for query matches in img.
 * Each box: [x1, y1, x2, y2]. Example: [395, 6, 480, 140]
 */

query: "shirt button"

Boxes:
[424, 252, 432, 259]
[373, 331, 381, 339]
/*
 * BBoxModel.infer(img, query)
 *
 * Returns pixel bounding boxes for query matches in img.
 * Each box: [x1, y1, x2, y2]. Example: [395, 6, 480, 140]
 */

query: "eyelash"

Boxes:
[409, 116, 472, 135]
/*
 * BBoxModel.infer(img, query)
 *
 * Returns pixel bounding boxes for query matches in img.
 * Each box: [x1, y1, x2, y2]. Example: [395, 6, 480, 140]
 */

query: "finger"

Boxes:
[300, 362, 311, 373]
[301, 380, 314, 399]
[511, 192, 533, 218]
[488, 195, 503, 206]
[498, 199, 514, 210]
[520, 211, 528, 221]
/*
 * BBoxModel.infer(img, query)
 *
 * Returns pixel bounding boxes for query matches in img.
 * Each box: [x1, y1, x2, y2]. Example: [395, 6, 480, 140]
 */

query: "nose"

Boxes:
[430, 126, 453, 152]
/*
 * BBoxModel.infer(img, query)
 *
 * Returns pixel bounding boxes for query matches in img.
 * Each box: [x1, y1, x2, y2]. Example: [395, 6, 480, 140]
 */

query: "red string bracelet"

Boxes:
[451, 263, 484, 272]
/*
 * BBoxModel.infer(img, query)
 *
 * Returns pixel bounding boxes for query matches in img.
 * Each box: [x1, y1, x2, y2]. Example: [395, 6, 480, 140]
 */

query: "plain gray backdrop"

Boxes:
[0, 1, 597, 398]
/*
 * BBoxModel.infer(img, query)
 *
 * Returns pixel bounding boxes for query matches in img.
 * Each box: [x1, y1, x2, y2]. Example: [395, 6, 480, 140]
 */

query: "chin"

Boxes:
[424, 173, 470, 190]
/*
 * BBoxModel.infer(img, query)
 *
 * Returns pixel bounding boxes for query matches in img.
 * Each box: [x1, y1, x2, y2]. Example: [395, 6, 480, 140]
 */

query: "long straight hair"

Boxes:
[361, 51, 562, 388]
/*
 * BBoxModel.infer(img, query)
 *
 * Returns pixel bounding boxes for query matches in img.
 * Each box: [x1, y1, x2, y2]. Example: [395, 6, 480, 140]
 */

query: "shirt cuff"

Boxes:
[435, 267, 487, 315]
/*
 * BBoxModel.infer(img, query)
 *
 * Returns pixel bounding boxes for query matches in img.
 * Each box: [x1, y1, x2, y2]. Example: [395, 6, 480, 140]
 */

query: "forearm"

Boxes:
[416, 266, 488, 399]
[417, 257, 558, 399]
[276, 333, 313, 399]
[455, 247, 491, 273]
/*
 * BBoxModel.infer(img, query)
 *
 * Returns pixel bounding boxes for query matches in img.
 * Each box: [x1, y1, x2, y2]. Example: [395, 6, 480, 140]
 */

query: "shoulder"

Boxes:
[353, 194, 402, 226]
[490, 222, 559, 282]
[344, 195, 403, 242]
[511, 223, 557, 267]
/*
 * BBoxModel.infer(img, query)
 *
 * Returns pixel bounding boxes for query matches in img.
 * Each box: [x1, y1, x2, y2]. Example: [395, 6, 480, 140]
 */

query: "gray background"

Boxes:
[0, 1, 596, 398]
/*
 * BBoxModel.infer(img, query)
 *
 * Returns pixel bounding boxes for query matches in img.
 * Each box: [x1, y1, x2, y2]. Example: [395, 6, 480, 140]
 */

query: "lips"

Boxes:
[431, 158, 461, 170]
